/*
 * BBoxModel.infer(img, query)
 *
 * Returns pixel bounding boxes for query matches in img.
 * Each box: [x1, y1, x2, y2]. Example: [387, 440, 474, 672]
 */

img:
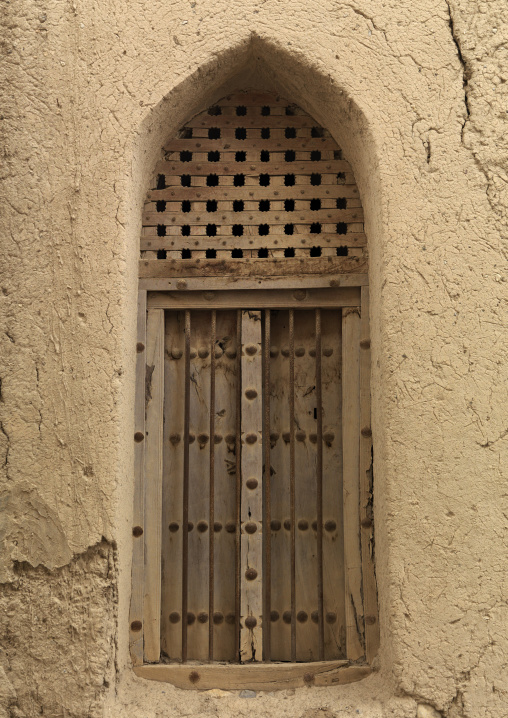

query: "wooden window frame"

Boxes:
[130, 276, 378, 691]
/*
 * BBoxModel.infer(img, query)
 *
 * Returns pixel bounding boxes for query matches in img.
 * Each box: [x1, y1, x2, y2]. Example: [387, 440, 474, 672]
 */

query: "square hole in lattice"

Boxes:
[337, 246, 348, 256]
[310, 199, 321, 211]
[157, 249, 167, 259]
[337, 172, 346, 183]
[259, 224, 270, 236]
[261, 128, 270, 139]
[261, 151, 270, 162]
[182, 248, 192, 258]
[311, 127, 325, 138]
[235, 127, 247, 140]
[310, 246, 322, 257]
[336, 198, 347, 209]
[235, 151, 246, 162]
[234, 174, 245, 187]
[180, 151, 192, 162]
[206, 224, 217, 237]
[310, 174, 321, 186]
[334, 149, 343, 160]
[157, 174, 166, 189]
[285, 199, 295, 212]
[259, 200, 270, 212]
[285, 127, 296, 139]
[258, 248, 268, 258]
[156, 200, 166, 212]
[178, 127, 193, 139]
[337, 223, 347, 235]
[284, 247, 295, 257]
[310, 223, 321, 234]
[206, 200, 217, 212]
[236, 105, 247, 116]
[231, 248, 243, 258]
[208, 127, 221, 139]
[181, 175, 191, 187]
[181, 200, 190, 213]
[311, 150, 321, 161]
[261, 106, 270, 116]
[285, 174, 295, 186]
[181, 225, 191, 236]
[208, 151, 220, 162]
[233, 200, 244, 212]
[284, 224, 294, 235]
[259, 174, 270, 186]
[208, 106, 221, 116]
[207, 174, 219, 187]
[232, 224, 243, 236]
[285, 150, 296, 162]
[157, 225, 166, 237]
[285, 105, 297, 116]
[206, 249, 217, 258]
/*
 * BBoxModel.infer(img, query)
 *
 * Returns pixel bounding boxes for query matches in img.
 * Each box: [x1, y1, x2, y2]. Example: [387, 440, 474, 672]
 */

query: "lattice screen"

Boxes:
[141, 91, 366, 264]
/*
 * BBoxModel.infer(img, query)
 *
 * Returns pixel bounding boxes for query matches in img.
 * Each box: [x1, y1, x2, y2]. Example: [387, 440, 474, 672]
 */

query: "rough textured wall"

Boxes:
[0, 0, 506, 717]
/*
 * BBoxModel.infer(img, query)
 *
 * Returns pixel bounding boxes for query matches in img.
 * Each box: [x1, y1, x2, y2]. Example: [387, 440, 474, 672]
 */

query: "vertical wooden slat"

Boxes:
[289, 309, 296, 662]
[315, 309, 324, 661]
[263, 309, 272, 662]
[322, 310, 346, 659]
[161, 311, 185, 661]
[293, 310, 319, 661]
[144, 307, 165, 663]
[209, 311, 216, 661]
[269, 311, 291, 661]
[212, 311, 238, 661]
[181, 310, 191, 662]
[240, 310, 263, 662]
[187, 312, 211, 661]
[130, 290, 146, 666]
[234, 310, 242, 659]
[359, 287, 379, 662]
[342, 307, 364, 661]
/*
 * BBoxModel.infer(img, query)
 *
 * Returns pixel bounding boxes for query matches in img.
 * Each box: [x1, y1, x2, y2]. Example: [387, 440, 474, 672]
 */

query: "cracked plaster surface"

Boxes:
[0, 0, 506, 716]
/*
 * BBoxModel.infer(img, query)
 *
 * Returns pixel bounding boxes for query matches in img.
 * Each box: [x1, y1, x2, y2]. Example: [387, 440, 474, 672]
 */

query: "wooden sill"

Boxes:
[134, 661, 371, 690]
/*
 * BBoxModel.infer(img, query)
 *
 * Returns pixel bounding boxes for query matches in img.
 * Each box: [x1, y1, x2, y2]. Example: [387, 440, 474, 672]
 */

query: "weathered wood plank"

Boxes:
[147, 288, 361, 311]
[156, 160, 351, 176]
[341, 308, 364, 661]
[161, 311, 185, 661]
[211, 311, 238, 661]
[139, 274, 369, 291]
[143, 308, 165, 663]
[321, 309, 346, 659]
[240, 310, 263, 662]
[359, 286, 379, 662]
[140, 233, 367, 252]
[143, 208, 363, 226]
[139, 256, 367, 279]
[164, 138, 340, 152]
[293, 310, 319, 660]
[134, 661, 370, 690]
[269, 310, 291, 661]
[150, 173, 356, 188]
[130, 290, 146, 666]
[185, 115, 331, 129]
[147, 185, 360, 202]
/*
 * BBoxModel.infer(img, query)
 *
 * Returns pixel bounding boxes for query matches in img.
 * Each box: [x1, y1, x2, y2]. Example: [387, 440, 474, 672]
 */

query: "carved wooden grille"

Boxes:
[131, 91, 377, 690]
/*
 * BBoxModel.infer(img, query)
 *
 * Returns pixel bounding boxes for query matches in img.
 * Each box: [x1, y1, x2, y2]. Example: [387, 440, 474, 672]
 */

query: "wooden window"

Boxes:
[131, 92, 378, 690]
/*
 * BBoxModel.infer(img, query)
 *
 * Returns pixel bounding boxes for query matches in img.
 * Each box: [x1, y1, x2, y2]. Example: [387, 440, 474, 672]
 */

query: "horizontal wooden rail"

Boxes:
[134, 661, 371, 690]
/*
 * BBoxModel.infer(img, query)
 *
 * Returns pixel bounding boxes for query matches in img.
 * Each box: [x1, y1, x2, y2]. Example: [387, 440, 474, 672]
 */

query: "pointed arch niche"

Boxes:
[131, 88, 378, 690]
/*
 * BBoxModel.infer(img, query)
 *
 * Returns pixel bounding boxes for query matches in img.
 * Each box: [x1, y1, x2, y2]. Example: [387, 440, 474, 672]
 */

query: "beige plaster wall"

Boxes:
[0, 1, 507, 716]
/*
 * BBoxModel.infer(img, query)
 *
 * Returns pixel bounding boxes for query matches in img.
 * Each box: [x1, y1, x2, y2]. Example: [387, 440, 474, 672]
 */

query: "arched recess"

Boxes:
[130, 82, 380, 689]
